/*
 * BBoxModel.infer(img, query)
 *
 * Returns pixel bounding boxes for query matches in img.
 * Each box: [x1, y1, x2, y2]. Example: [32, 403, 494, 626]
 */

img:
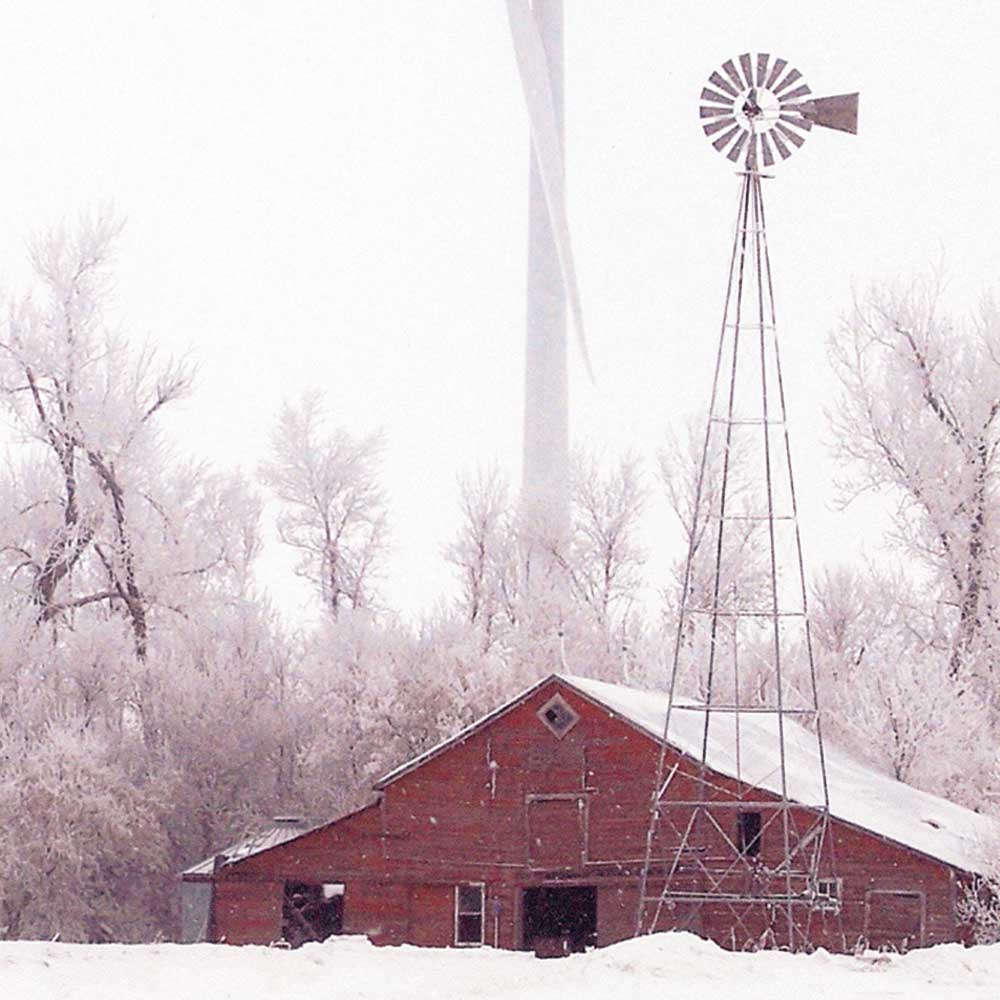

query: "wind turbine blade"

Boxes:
[505, 0, 595, 383]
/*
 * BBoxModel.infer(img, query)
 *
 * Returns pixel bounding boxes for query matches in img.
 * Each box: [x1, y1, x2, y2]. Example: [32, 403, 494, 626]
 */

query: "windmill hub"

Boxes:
[737, 85, 778, 130]
[740, 90, 763, 120]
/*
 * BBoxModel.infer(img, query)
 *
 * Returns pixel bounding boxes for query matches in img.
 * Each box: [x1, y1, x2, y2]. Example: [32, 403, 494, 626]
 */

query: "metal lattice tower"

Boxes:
[636, 54, 858, 951]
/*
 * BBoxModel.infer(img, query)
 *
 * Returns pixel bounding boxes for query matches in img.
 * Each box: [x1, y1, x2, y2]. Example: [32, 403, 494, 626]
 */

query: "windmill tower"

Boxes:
[636, 54, 858, 951]
[505, 0, 593, 582]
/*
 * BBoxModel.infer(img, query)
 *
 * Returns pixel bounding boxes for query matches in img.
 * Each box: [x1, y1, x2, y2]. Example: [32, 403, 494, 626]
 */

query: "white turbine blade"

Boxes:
[505, 0, 595, 382]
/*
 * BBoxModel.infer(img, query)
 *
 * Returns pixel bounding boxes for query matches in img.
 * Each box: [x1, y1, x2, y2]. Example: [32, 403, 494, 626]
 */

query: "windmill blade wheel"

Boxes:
[699, 53, 858, 168]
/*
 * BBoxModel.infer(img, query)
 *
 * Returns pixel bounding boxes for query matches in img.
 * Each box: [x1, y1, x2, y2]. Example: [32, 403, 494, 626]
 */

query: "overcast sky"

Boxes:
[1, 1, 997, 624]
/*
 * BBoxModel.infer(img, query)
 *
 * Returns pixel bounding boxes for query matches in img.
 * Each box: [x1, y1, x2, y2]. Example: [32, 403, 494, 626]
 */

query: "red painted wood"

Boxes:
[527, 797, 584, 869]
[204, 678, 970, 952]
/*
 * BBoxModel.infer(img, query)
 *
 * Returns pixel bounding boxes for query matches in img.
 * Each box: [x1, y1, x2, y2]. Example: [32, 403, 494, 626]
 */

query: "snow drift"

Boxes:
[2, 932, 999, 1000]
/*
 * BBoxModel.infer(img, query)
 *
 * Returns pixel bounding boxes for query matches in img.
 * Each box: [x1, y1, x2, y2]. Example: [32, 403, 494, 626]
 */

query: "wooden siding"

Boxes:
[206, 678, 968, 952]
[211, 879, 282, 945]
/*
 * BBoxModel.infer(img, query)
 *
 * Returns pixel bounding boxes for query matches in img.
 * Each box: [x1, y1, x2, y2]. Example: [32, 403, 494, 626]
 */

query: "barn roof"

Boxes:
[182, 821, 322, 878]
[181, 801, 383, 879]
[377, 673, 999, 876]
[565, 674, 997, 876]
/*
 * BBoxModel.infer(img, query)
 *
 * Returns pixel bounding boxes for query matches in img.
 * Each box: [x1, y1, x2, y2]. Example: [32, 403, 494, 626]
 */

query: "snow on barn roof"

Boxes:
[182, 820, 320, 877]
[562, 674, 998, 877]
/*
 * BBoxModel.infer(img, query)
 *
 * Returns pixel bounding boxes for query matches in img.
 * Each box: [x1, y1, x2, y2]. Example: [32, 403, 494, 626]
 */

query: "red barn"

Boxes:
[181, 674, 995, 952]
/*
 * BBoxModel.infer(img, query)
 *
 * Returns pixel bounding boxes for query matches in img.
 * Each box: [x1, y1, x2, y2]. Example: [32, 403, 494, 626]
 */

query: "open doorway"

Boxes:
[522, 886, 597, 955]
[281, 882, 344, 947]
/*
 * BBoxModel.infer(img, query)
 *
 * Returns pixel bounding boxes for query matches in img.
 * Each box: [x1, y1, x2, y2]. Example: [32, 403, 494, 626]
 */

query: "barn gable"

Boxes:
[372, 673, 996, 877]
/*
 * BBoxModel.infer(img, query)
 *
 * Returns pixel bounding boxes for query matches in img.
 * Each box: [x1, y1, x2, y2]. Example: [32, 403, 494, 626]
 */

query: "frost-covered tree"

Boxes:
[957, 868, 1000, 945]
[657, 421, 774, 701]
[447, 452, 647, 669]
[145, 597, 298, 893]
[0, 213, 259, 659]
[445, 466, 518, 643]
[288, 609, 513, 817]
[0, 216, 295, 941]
[261, 390, 387, 617]
[560, 450, 646, 633]
[659, 421, 770, 627]
[0, 593, 302, 941]
[0, 611, 167, 941]
[829, 282, 1000, 681]
[0, 714, 168, 941]
[809, 565, 992, 808]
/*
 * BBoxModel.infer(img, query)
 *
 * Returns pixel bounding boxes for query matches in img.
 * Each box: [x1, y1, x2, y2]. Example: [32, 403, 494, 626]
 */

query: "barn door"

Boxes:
[527, 795, 586, 869]
[864, 890, 925, 951]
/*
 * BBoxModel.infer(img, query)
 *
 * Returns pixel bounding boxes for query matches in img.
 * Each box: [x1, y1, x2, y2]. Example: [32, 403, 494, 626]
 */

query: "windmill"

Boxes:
[505, 0, 594, 581]
[636, 54, 858, 951]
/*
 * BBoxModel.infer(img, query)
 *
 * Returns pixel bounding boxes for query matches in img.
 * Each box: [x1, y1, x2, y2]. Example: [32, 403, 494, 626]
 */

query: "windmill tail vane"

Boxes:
[636, 55, 858, 951]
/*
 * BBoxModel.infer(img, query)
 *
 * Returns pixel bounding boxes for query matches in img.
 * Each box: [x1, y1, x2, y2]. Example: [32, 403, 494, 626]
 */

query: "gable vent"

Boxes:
[537, 693, 580, 739]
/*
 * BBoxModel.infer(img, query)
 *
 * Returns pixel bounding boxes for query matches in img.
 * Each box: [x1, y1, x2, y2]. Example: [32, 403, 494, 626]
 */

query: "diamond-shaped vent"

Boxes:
[537, 694, 580, 739]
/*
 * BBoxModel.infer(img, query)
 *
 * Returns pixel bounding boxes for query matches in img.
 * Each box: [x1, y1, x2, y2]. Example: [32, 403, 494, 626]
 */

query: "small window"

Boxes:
[455, 884, 485, 946]
[737, 811, 762, 857]
[537, 694, 580, 739]
[813, 877, 842, 912]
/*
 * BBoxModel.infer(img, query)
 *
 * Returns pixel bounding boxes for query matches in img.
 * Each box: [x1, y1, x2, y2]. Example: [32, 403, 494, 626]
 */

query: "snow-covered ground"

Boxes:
[1, 933, 998, 1000]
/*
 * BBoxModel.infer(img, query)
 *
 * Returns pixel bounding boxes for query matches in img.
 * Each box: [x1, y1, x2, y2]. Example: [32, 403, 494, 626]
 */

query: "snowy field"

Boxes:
[1, 933, 998, 1000]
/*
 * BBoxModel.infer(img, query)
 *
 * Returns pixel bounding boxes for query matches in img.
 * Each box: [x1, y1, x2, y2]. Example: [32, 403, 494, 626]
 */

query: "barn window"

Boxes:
[537, 694, 580, 739]
[737, 811, 762, 856]
[455, 884, 485, 946]
[813, 877, 842, 912]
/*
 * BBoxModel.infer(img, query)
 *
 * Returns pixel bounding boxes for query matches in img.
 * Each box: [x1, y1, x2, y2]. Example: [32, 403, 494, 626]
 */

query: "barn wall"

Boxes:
[597, 884, 641, 945]
[343, 880, 411, 944]
[203, 678, 970, 952]
[211, 878, 282, 945]
[830, 818, 957, 949]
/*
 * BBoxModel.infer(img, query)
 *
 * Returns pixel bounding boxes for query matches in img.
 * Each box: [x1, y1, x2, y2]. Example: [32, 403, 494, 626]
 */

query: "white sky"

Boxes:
[1, 1, 997, 625]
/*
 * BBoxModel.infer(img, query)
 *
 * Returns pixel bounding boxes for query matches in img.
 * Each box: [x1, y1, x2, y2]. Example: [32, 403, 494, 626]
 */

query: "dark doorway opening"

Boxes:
[522, 886, 597, 955]
[281, 882, 343, 947]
